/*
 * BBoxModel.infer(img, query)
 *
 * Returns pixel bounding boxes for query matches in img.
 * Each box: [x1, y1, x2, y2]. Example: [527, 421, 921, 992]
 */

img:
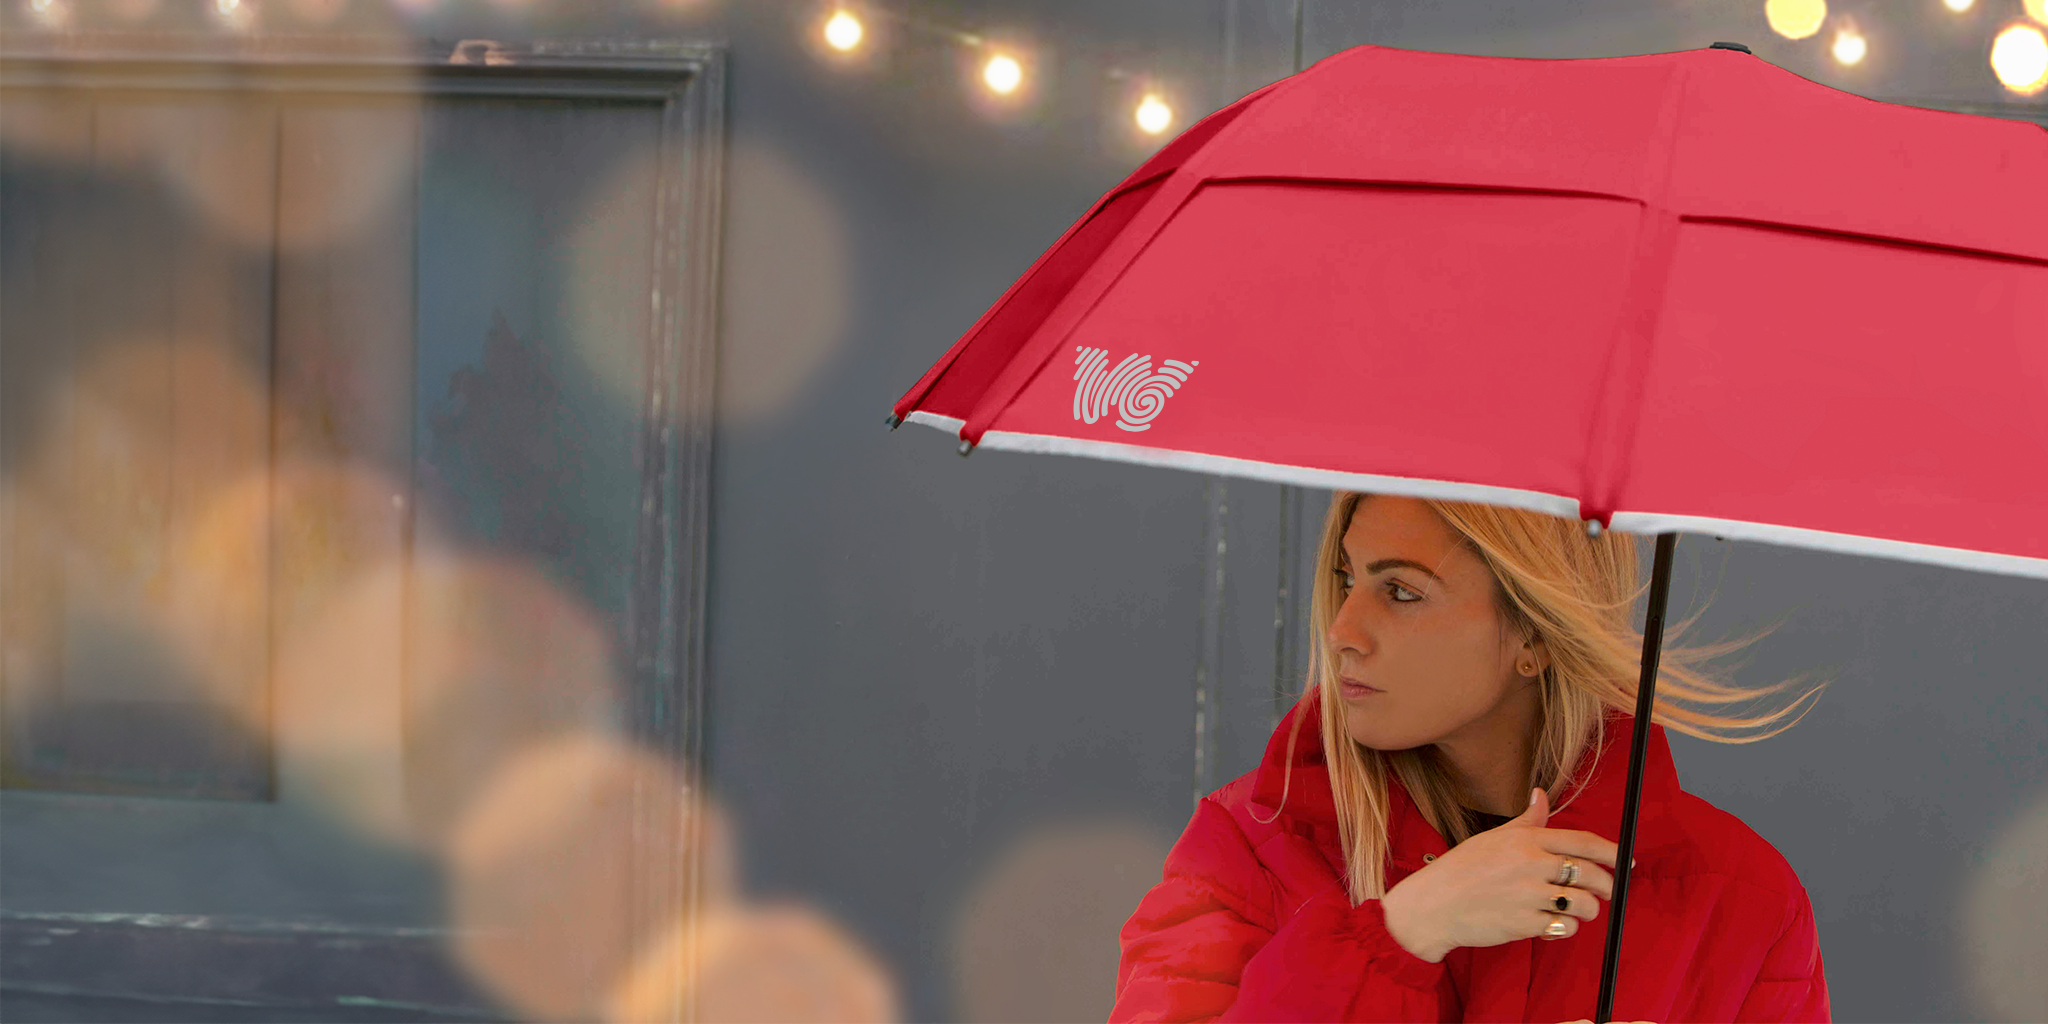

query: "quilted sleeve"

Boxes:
[1108, 797, 1453, 1024]
[1733, 882, 1831, 1023]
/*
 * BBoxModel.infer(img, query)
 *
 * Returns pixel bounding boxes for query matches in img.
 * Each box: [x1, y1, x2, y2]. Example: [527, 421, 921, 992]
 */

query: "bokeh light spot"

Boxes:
[1991, 23, 2048, 94]
[983, 53, 1023, 95]
[1135, 94, 1173, 135]
[1831, 25, 1867, 65]
[695, 137, 850, 425]
[824, 10, 863, 52]
[951, 818, 1169, 1022]
[1961, 788, 2048, 1021]
[1765, 0, 1828, 40]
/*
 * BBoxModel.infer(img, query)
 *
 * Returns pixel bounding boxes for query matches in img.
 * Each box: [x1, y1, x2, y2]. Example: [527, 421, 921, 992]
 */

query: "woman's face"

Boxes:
[1325, 495, 1541, 756]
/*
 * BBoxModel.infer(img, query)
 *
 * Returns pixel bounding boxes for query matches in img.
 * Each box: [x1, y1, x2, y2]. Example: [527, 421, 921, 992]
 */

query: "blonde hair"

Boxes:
[1257, 491, 1830, 905]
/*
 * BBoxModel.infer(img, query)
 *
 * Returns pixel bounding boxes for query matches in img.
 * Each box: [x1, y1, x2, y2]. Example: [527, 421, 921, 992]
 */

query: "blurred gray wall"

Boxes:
[1, 2, 2043, 1023]
[710, 4, 2048, 1023]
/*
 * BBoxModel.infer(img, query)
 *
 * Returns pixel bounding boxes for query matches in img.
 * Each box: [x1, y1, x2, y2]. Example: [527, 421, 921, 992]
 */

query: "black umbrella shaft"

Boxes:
[1596, 531, 1678, 1024]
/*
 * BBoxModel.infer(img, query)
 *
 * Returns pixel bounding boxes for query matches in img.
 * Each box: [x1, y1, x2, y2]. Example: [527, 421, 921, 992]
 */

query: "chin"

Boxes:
[1341, 709, 1430, 752]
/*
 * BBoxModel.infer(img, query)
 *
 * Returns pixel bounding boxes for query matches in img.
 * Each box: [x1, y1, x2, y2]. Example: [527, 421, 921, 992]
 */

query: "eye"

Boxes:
[1336, 569, 1423, 605]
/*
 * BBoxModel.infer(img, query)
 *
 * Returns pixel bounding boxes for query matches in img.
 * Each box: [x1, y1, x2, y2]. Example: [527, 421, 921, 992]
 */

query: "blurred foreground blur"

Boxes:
[0, 24, 899, 1022]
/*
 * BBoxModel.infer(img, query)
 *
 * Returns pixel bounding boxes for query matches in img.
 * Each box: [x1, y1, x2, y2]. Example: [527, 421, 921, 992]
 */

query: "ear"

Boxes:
[1519, 632, 1550, 677]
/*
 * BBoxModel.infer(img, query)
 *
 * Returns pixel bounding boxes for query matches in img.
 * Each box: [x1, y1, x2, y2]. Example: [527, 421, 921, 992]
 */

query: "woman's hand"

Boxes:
[1382, 787, 1627, 960]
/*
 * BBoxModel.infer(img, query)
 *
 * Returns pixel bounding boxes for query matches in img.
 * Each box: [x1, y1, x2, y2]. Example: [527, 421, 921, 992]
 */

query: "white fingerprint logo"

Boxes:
[1071, 347, 1198, 433]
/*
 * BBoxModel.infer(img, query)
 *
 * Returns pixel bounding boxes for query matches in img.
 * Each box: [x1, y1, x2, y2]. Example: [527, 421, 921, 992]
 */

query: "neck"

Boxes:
[1434, 679, 1542, 817]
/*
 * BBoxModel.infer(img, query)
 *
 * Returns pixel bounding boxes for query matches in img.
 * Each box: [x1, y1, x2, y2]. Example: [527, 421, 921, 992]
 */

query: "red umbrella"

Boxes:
[889, 41, 2048, 1023]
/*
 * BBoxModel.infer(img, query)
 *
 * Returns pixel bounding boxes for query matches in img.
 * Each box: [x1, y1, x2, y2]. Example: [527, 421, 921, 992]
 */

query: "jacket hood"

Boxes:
[1246, 686, 1682, 860]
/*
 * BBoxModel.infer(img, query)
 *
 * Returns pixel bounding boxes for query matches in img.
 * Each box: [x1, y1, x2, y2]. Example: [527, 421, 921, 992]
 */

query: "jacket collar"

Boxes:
[1247, 687, 1681, 863]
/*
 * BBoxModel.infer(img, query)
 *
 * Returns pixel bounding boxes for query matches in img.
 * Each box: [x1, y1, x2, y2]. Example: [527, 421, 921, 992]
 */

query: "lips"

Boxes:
[1338, 676, 1381, 693]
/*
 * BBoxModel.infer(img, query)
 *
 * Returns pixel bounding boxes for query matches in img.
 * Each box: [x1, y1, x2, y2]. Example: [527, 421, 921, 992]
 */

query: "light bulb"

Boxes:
[27, 0, 70, 25]
[824, 10, 862, 52]
[983, 54, 1022, 95]
[1832, 26, 1867, 64]
[1764, 0, 1827, 40]
[1991, 23, 2048, 94]
[1135, 94, 1173, 135]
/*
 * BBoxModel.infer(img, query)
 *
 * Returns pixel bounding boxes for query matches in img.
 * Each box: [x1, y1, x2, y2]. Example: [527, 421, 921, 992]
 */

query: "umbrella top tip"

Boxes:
[1708, 41, 1752, 54]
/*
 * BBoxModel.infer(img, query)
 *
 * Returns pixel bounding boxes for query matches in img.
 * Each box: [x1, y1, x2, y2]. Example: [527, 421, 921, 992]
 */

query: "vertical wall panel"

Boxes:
[269, 99, 422, 830]
[408, 93, 667, 1016]
[0, 92, 91, 787]
[2, 91, 275, 799]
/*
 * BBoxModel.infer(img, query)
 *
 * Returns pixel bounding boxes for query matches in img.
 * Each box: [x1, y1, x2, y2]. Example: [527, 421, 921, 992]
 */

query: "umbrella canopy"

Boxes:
[895, 41, 2047, 579]
[891, 41, 2048, 1023]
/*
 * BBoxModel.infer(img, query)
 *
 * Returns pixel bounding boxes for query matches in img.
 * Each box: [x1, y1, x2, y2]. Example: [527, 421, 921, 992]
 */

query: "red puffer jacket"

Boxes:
[1111, 690, 1829, 1023]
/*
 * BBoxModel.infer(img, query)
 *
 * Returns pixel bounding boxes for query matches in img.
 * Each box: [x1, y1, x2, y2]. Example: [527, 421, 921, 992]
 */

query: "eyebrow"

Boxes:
[1337, 551, 1444, 582]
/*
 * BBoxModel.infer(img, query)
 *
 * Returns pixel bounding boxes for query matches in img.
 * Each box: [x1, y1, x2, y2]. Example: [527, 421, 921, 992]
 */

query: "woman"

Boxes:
[1109, 492, 1832, 1023]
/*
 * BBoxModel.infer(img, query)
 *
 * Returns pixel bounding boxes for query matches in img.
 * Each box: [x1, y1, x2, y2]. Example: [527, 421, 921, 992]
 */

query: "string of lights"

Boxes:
[798, 0, 2048, 109]
[12, 0, 2048, 110]
[1762, 0, 2048, 94]
[806, 1, 1191, 139]
[797, 0, 2048, 135]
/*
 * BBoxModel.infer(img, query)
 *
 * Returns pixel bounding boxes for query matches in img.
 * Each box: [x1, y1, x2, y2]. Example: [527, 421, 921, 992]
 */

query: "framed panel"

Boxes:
[0, 36, 723, 1021]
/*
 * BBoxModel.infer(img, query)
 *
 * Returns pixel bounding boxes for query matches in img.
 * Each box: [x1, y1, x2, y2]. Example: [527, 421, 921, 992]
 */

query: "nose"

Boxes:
[1324, 586, 1375, 661]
